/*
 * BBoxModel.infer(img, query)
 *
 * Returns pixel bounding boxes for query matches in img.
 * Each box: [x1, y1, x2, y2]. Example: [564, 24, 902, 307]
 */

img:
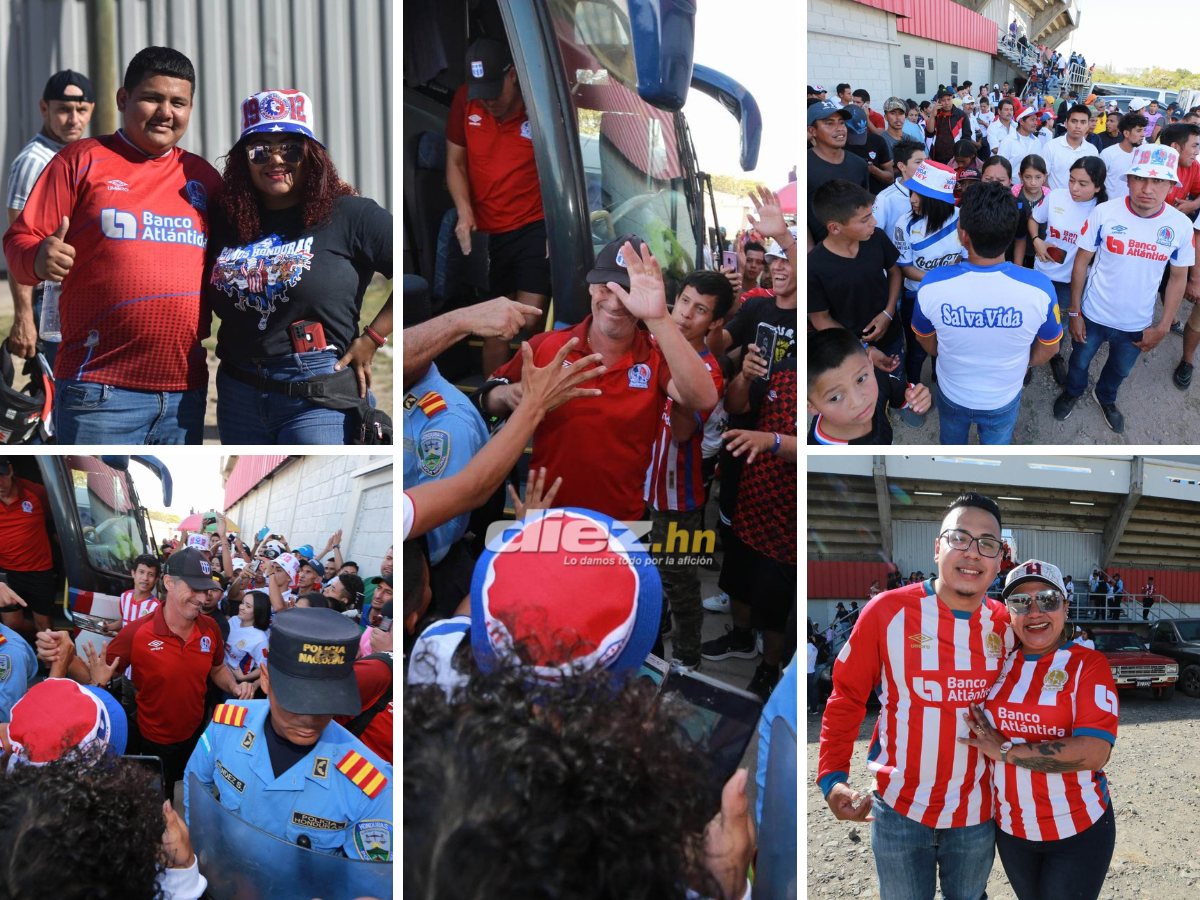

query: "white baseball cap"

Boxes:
[275, 552, 300, 580]
[1123, 144, 1183, 186]
[1002, 559, 1067, 599]
[1129, 98, 1149, 111]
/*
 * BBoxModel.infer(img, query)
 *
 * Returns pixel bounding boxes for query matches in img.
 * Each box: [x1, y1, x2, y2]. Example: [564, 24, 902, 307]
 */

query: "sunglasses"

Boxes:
[246, 141, 304, 165]
[1005, 590, 1065, 615]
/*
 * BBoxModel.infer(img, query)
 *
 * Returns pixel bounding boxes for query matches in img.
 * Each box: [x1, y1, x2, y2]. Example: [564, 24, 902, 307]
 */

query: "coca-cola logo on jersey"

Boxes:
[916, 252, 962, 270]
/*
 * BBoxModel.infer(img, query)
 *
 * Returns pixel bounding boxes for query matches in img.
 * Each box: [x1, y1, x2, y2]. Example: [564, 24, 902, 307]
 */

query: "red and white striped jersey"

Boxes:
[818, 580, 1014, 828]
[643, 350, 723, 512]
[119, 590, 160, 628]
[983, 642, 1118, 840]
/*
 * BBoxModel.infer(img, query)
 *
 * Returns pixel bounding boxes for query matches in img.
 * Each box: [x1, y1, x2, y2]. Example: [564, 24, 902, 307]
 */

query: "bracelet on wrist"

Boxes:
[771, 432, 782, 455]
[882, 310, 893, 321]
[1067, 311, 1080, 318]
[364, 326, 388, 347]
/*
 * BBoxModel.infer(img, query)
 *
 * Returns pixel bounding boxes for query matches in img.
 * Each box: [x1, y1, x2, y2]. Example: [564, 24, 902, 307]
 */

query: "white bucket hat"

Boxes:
[1123, 144, 1183, 186]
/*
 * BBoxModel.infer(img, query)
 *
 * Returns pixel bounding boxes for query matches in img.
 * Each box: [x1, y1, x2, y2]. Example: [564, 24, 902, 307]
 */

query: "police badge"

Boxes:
[353, 820, 393, 861]
[418, 431, 450, 477]
[0, 655, 10, 683]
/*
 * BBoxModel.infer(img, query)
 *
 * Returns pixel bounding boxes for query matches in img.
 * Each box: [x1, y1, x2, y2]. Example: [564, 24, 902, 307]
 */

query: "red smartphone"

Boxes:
[1046, 246, 1067, 264]
[290, 320, 327, 353]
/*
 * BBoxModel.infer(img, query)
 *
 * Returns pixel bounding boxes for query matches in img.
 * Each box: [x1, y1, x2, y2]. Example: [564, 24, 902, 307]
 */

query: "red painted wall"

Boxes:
[855, 0, 997, 56]
[808, 561, 894, 600]
[1107, 569, 1200, 604]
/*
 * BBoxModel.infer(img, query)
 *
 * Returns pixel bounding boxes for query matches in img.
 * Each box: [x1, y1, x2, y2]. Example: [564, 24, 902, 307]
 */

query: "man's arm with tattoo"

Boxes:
[1007, 736, 1112, 773]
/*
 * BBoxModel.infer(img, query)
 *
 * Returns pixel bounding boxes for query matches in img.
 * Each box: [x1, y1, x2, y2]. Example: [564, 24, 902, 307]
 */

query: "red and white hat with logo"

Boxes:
[903, 160, 958, 203]
[1122, 144, 1183, 186]
[7, 679, 128, 767]
[469, 508, 662, 682]
[239, 90, 324, 147]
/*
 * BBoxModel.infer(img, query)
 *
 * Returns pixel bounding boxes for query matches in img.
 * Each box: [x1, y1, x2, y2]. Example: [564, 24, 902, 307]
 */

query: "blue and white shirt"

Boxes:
[4, 132, 64, 210]
[912, 262, 1062, 410]
[894, 210, 966, 292]
[872, 182, 912, 248]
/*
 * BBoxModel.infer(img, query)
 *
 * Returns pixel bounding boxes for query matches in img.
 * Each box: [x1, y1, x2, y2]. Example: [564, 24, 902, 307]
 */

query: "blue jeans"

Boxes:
[900, 290, 928, 384]
[1052, 281, 1071, 355]
[871, 792, 996, 900]
[1064, 314, 1143, 405]
[55, 380, 207, 444]
[936, 387, 1022, 444]
[878, 332, 907, 379]
[216, 350, 375, 445]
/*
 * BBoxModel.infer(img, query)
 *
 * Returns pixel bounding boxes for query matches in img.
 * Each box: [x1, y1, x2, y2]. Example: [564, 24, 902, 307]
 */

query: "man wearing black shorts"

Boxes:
[0, 458, 55, 636]
[447, 37, 551, 375]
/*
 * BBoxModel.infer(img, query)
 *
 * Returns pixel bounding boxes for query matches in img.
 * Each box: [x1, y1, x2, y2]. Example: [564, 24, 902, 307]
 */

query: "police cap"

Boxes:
[266, 607, 361, 716]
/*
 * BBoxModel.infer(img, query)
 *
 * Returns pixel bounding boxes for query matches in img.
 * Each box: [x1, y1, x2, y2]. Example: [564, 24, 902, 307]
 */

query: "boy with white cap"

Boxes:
[1054, 144, 1195, 432]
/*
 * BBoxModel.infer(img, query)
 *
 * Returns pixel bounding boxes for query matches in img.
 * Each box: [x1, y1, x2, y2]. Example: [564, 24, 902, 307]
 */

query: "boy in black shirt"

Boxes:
[807, 329, 929, 444]
[807, 179, 904, 366]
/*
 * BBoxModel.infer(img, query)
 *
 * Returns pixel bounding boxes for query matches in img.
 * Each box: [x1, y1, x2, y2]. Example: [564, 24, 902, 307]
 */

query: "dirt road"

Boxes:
[806, 690, 1200, 899]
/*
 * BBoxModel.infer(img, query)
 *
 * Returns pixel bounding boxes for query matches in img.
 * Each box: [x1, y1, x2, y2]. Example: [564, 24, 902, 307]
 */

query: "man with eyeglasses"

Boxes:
[4, 47, 221, 444]
[817, 492, 1014, 900]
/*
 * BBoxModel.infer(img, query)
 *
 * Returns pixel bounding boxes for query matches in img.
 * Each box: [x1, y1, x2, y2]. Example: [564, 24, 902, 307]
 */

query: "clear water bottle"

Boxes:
[38, 280, 62, 342]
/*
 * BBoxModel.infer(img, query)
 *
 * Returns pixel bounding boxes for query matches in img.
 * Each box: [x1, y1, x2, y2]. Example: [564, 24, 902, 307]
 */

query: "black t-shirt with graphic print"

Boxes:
[204, 195, 392, 360]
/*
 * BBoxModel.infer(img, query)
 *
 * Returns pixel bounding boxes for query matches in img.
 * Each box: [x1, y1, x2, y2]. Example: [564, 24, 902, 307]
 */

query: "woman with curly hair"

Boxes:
[204, 90, 393, 444]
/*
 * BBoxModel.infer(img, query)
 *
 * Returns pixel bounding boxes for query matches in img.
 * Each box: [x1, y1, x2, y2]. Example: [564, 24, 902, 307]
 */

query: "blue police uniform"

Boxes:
[402, 363, 489, 564]
[183, 700, 393, 861]
[0, 623, 37, 723]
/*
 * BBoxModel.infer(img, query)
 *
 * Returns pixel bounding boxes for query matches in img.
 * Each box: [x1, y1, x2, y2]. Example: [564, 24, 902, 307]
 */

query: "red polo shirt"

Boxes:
[335, 656, 392, 763]
[445, 84, 544, 234]
[487, 316, 672, 523]
[0, 479, 52, 571]
[106, 606, 225, 744]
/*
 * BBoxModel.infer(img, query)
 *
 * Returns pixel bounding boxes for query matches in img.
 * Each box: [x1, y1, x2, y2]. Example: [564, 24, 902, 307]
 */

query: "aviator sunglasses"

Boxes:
[1005, 590, 1065, 615]
[246, 141, 304, 165]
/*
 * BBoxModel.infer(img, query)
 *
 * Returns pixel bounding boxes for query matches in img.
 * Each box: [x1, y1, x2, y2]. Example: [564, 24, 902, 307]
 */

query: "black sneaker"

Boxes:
[1050, 353, 1068, 386]
[1053, 390, 1081, 421]
[746, 662, 780, 702]
[700, 626, 757, 661]
[1174, 361, 1194, 390]
[1171, 320, 1186, 336]
[1092, 388, 1125, 433]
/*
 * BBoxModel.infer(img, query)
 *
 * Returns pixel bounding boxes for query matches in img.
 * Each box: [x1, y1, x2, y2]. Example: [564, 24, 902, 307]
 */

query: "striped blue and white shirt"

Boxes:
[894, 210, 966, 292]
[5, 132, 64, 210]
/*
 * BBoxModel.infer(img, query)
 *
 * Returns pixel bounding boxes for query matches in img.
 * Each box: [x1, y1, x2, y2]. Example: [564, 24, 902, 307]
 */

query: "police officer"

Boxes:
[183, 607, 392, 861]
[0, 591, 37, 723]
[404, 289, 489, 617]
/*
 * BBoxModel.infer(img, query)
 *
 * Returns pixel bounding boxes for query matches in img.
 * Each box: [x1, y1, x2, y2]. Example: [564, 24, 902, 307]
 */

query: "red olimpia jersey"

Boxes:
[2, 132, 221, 391]
[643, 350, 723, 512]
[983, 642, 1118, 840]
[818, 580, 1014, 828]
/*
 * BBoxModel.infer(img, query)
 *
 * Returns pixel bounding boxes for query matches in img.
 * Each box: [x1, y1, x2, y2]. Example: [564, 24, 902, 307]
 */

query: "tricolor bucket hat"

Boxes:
[469, 508, 661, 681]
[903, 160, 958, 203]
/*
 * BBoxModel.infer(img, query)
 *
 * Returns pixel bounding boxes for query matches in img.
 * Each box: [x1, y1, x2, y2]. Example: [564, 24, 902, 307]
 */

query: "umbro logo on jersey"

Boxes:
[1109, 225, 1128, 234]
[909, 633, 933, 649]
[148, 640, 164, 651]
[468, 114, 482, 126]
[106, 179, 130, 192]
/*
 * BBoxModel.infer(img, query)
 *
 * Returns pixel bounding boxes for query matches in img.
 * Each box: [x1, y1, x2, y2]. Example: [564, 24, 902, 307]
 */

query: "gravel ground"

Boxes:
[806, 689, 1200, 899]
[806, 299, 1200, 445]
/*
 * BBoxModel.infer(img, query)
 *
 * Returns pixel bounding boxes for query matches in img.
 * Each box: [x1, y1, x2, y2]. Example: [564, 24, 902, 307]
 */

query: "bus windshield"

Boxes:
[67, 455, 150, 574]
[548, 0, 700, 283]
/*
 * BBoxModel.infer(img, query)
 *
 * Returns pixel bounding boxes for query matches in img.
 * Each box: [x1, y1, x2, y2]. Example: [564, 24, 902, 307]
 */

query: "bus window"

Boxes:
[549, 0, 700, 284]
[67, 456, 150, 574]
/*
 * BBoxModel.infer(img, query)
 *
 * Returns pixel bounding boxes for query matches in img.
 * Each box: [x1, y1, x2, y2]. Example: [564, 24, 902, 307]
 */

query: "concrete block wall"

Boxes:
[808, 0, 895, 106]
[226, 455, 393, 579]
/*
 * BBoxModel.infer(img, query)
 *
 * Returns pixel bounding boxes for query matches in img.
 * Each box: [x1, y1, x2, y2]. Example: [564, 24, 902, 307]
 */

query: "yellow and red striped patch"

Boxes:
[416, 391, 447, 417]
[0, 634, 6, 647]
[212, 704, 248, 727]
[336, 750, 388, 798]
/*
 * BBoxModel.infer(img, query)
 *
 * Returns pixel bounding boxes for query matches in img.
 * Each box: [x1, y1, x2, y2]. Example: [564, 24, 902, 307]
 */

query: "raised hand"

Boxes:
[746, 186, 788, 241]
[606, 241, 668, 321]
[34, 216, 75, 282]
[517, 338, 605, 414]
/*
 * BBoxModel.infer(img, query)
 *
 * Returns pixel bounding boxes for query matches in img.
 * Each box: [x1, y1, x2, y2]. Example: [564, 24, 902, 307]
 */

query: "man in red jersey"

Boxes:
[817, 492, 1014, 900]
[475, 235, 719, 525]
[0, 458, 54, 636]
[3, 46, 221, 444]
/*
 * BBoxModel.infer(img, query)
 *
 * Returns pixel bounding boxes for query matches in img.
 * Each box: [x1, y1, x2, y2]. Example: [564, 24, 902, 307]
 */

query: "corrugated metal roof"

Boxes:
[224, 455, 290, 508]
[855, 0, 996, 55]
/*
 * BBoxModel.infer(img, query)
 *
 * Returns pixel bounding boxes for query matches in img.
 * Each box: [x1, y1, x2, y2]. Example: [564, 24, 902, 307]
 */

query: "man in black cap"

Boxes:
[5, 70, 94, 362]
[183, 607, 392, 861]
[475, 235, 719, 523]
[926, 88, 967, 164]
[446, 36, 551, 375]
[297, 556, 325, 593]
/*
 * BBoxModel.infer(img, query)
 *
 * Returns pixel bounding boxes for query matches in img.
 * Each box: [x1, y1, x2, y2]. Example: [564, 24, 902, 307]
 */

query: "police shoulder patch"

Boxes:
[416, 390, 447, 417]
[353, 819, 393, 861]
[213, 704, 248, 727]
[241, 730, 256, 751]
[0, 655, 10, 683]
[312, 757, 329, 779]
[336, 750, 389, 798]
[418, 430, 450, 477]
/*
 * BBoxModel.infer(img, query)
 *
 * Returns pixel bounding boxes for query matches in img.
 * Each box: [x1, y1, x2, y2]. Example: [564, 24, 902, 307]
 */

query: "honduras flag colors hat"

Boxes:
[7, 678, 127, 767]
[470, 508, 662, 681]
[239, 89, 324, 147]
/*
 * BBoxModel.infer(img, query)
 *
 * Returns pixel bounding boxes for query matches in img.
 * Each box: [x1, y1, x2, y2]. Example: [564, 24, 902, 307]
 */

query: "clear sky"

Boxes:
[1069, 0, 1196, 73]
[128, 452, 227, 519]
[681, 1, 798, 188]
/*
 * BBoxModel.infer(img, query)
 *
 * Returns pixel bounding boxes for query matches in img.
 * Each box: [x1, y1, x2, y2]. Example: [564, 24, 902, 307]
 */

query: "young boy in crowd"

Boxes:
[873, 140, 926, 239]
[952, 140, 982, 202]
[807, 180, 905, 367]
[645, 270, 732, 669]
[807, 329, 930, 444]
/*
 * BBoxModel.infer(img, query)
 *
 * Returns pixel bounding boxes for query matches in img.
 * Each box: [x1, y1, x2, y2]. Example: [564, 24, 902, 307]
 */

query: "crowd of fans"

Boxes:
[807, 74, 1200, 443]
[0, 489, 393, 898]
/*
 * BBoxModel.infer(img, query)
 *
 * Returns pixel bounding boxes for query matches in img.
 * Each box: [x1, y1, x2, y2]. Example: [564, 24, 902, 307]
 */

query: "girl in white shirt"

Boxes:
[1028, 156, 1106, 384]
[224, 590, 271, 692]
